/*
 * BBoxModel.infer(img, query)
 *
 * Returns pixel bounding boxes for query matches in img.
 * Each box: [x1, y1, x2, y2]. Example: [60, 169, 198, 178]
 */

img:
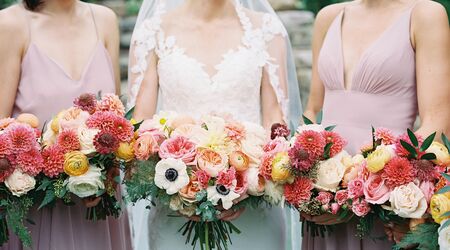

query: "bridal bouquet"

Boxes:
[37, 93, 133, 221]
[0, 114, 43, 247]
[125, 111, 269, 249]
[263, 118, 353, 237]
[346, 128, 450, 249]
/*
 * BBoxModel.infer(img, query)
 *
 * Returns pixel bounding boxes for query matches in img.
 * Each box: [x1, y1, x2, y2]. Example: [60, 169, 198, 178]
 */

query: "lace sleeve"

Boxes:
[261, 14, 290, 123]
[127, 5, 164, 109]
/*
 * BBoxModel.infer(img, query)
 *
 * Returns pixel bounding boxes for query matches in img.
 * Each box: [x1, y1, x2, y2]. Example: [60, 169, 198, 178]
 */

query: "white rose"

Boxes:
[438, 220, 450, 249]
[296, 124, 324, 133]
[246, 167, 265, 196]
[5, 169, 36, 197]
[65, 166, 104, 198]
[314, 157, 346, 192]
[77, 126, 99, 155]
[264, 181, 284, 205]
[387, 182, 428, 219]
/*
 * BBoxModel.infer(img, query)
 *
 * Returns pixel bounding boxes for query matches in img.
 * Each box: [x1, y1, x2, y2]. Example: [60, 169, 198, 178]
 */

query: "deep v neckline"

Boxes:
[27, 42, 102, 82]
[338, 8, 411, 91]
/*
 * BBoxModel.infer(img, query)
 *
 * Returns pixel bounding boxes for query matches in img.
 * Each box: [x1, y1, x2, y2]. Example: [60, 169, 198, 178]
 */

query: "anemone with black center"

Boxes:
[216, 184, 230, 196]
[165, 168, 179, 182]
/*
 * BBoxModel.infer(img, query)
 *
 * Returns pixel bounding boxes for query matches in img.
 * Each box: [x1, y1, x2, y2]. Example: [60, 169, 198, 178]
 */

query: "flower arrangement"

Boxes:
[0, 114, 43, 247]
[124, 112, 270, 249]
[36, 93, 133, 221]
[263, 117, 351, 237]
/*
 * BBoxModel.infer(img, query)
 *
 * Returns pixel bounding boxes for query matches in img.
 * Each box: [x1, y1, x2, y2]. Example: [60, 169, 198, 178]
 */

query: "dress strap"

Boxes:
[88, 4, 99, 40]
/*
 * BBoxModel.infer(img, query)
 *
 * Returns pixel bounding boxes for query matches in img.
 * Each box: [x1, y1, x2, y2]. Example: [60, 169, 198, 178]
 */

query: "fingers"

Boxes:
[83, 197, 101, 208]
[218, 208, 245, 221]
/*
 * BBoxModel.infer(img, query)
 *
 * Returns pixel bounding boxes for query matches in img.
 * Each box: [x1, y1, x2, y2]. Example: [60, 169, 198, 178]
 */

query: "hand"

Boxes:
[383, 221, 410, 243]
[301, 212, 353, 225]
[185, 194, 249, 222]
[82, 196, 101, 208]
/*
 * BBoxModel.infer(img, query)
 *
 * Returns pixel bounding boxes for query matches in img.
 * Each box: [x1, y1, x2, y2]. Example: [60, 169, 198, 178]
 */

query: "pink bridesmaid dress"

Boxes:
[1, 6, 132, 250]
[302, 5, 418, 250]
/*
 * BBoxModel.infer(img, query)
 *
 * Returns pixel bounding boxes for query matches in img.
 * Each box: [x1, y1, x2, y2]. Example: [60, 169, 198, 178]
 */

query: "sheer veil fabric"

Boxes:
[127, 0, 302, 249]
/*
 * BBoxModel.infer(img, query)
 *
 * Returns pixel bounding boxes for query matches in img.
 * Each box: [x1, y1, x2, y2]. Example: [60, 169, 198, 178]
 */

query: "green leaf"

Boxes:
[420, 132, 436, 152]
[442, 133, 450, 153]
[400, 140, 417, 158]
[436, 186, 450, 194]
[407, 128, 419, 147]
[394, 223, 439, 250]
[324, 125, 336, 131]
[442, 172, 450, 182]
[36, 178, 52, 191]
[38, 190, 56, 209]
[302, 115, 313, 125]
[125, 106, 135, 120]
[133, 120, 143, 131]
[440, 211, 450, 218]
[323, 142, 332, 159]
[420, 153, 437, 161]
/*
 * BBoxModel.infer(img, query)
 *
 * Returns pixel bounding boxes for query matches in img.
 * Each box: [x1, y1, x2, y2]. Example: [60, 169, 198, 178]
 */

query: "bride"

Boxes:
[127, 0, 302, 249]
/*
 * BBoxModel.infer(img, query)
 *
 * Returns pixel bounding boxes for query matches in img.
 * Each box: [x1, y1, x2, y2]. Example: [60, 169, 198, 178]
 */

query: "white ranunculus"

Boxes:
[65, 166, 104, 198]
[5, 169, 36, 197]
[77, 126, 99, 155]
[314, 157, 347, 192]
[264, 181, 284, 205]
[386, 182, 428, 219]
[438, 220, 450, 249]
[154, 158, 190, 195]
[246, 167, 265, 196]
[207, 185, 240, 210]
[296, 124, 324, 133]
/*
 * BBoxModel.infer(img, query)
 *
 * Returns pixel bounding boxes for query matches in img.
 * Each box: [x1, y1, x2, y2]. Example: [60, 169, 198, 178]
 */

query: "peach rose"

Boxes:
[134, 134, 159, 160]
[196, 148, 228, 177]
[179, 177, 201, 203]
[59, 108, 90, 131]
[170, 115, 196, 130]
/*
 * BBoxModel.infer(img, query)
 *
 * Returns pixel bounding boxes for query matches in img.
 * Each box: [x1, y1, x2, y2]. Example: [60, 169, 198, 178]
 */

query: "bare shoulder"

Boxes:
[0, 5, 28, 45]
[88, 3, 118, 27]
[412, 0, 449, 28]
[314, 2, 349, 31]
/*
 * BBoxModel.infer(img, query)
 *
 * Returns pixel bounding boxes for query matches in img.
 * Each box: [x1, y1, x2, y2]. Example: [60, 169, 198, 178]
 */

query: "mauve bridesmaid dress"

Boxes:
[302, 6, 418, 250]
[1, 6, 132, 250]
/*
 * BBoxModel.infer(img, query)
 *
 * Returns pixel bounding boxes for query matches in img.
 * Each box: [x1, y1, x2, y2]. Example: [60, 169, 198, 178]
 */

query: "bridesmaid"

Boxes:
[0, 0, 131, 249]
[303, 0, 449, 249]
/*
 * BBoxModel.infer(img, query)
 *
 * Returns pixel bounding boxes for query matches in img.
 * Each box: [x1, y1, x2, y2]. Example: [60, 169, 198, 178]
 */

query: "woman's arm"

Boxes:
[304, 4, 346, 122]
[0, 7, 27, 118]
[412, 1, 450, 138]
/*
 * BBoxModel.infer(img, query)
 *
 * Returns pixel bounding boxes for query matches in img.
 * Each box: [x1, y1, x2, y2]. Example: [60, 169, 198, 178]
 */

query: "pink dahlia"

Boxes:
[159, 136, 197, 164]
[295, 130, 326, 159]
[375, 128, 396, 145]
[316, 191, 334, 205]
[195, 170, 211, 189]
[57, 129, 80, 152]
[73, 93, 97, 114]
[110, 116, 134, 142]
[412, 159, 439, 182]
[395, 133, 423, 158]
[86, 111, 116, 131]
[217, 167, 237, 189]
[284, 177, 313, 206]
[270, 123, 290, 139]
[42, 145, 65, 177]
[382, 157, 416, 189]
[321, 131, 346, 157]
[0, 158, 14, 182]
[4, 124, 36, 154]
[97, 94, 125, 116]
[0, 134, 11, 157]
[288, 142, 314, 171]
[16, 148, 43, 176]
[93, 131, 119, 154]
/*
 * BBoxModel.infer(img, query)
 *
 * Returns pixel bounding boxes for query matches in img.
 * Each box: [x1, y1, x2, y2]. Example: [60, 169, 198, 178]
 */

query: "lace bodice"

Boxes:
[129, 1, 288, 124]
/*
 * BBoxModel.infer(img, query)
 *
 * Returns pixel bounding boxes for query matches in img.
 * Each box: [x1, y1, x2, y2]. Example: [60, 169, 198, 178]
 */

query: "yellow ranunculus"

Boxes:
[366, 146, 393, 173]
[271, 152, 292, 183]
[64, 151, 89, 176]
[50, 111, 64, 133]
[430, 192, 450, 224]
[115, 141, 135, 162]
[426, 142, 450, 166]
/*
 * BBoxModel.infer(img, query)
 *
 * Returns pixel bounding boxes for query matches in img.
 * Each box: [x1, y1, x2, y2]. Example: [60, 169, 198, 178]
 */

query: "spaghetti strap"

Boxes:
[88, 5, 99, 40]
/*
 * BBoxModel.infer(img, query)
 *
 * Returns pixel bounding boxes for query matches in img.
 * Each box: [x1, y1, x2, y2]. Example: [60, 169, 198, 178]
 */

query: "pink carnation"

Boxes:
[352, 199, 371, 217]
[158, 136, 196, 164]
[284, 177, 313, 206]
[57, 129, 80, 152]
[73, 93, 97, 114]
[295, 130, 326, 159]
[316, 191, 334, 205]
[321, 131, 346, 157]
[15, 149, 43, 176]
[382, 157, 416, 189]
[195, 170, 211, 189]
[42, 145, 65, 177]
[334, 190, 349, 206]
[217, 168, 237, 189]
[97, 94, 125, 116]
[347, 178, 364, 199]
[4, 124, 36, 154]
[375, 128, 396, 145]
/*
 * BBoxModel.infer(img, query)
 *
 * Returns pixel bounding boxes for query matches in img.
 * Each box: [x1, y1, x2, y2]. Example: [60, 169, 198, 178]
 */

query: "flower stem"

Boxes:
[205, 222, 210, 250]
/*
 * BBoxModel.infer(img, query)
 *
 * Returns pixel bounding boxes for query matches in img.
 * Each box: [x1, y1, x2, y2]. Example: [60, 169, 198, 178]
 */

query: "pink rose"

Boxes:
[335, 190, 348, 206]
[316, 191, 334, 205]
[134, 134, 159, 160]
[331, 203, 340, 215]
[196, 149, 228, 177]
[59, 108, 90, 131]
[159, 136, 197, 164]
[263, 137, 289, 155]
[363, 174, 391, 204]
[352, 199, 371, 217]
[419, 181, 435, 203]
[348, 178, 364, 199]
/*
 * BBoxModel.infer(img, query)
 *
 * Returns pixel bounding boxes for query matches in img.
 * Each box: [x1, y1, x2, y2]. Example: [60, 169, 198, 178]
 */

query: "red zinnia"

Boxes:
[57, 129, 80, 152]
[284, 177, 313, 206]
[15, 148, 43, 176]
[94, 131, 119, 154]
[42, 145, 65, 178]
[74, 93, 98, 114]
[321, 131, 346, 157]
[382, 157, 416, 188]
[295, 130, 326, 160]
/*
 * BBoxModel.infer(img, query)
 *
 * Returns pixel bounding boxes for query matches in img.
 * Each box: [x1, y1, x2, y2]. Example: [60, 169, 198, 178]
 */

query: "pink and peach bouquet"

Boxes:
[0, 114, 43, 247]
[36, 93, 132, 221]
[124, 111, 269, 249]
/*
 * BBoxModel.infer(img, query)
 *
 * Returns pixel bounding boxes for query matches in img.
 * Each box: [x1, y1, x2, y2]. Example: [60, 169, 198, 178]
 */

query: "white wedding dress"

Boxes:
[128, 1, 302, 249]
